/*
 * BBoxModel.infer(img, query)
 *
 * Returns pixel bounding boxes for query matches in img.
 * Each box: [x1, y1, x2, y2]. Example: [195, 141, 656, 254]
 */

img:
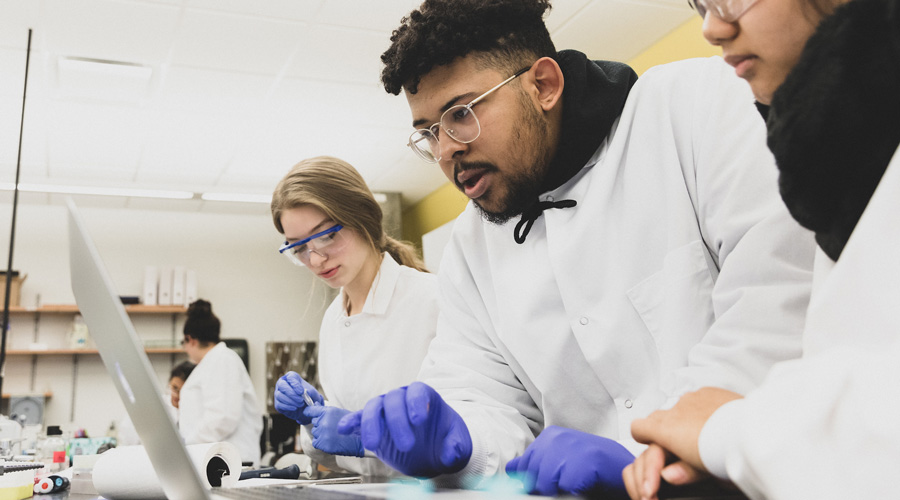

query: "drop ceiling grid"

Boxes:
[0, 0, 701, 212]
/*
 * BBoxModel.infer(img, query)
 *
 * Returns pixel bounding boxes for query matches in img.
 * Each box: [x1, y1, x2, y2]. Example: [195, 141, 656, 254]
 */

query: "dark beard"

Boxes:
[470, 95, 553, 225]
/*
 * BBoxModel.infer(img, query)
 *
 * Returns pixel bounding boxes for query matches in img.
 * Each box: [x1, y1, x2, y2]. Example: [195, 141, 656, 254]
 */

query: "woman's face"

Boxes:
[169, 376, 185, 408]
[702, 0, 839, 104]
[182, 335, 202, 364]
[279, 205, 373, 291]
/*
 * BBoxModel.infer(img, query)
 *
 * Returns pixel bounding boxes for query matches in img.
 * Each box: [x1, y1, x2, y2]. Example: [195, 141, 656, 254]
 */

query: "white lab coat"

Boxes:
[179, 342, 263, 466]
[698, 145, 900, 499]
[300, 253, 440, 476]
[419, 56, 815, 483]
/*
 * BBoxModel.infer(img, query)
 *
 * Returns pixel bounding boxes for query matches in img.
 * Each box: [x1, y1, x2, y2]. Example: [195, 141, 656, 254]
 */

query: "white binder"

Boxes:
[171, 266, 185, 306]
[157, 266, 173, 306]
[184, 270, 198, 306]
[142, 266, 158, 306]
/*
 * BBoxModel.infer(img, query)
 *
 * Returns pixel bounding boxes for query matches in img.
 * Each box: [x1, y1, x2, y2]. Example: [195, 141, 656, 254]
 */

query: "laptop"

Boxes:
[66, 199, 380, 500]
[67, 199, 563, 500]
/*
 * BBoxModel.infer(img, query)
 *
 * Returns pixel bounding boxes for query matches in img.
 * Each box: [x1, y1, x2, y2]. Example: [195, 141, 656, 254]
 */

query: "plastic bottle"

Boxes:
[68, 314, 90, 349]
[40, 426, 67, 473]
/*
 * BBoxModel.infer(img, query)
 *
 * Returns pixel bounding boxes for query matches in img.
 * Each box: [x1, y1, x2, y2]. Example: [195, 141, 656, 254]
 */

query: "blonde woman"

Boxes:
[271, 156, 439, 476]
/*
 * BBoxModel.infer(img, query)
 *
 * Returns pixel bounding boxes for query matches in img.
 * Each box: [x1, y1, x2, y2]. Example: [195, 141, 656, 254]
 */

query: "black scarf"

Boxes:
[766, 0, 900, 261]
[513, 50, 637, 243]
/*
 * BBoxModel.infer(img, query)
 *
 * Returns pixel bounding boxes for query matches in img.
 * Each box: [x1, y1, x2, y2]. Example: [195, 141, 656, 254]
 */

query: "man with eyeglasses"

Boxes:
[329, 0, 814, 496]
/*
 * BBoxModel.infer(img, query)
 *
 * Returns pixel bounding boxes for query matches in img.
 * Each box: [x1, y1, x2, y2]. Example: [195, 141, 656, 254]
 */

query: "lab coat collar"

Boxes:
[358, 252, 402, 316]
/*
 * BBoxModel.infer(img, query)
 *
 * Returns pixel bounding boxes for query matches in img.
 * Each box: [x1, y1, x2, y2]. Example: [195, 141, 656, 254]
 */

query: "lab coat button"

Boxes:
[344, 321, 351, 327]
[579, 317, 589, 325]
[624, 399, 633, 409]
[546, 195, 554, 202]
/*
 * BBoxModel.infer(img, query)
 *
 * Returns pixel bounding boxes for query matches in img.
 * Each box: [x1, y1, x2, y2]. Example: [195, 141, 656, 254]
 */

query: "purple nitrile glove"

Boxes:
[304, 405, 364, 457]
[505, 425, 634, 498]
[336, 382, 472, 478]
[274, 372, 324, 425]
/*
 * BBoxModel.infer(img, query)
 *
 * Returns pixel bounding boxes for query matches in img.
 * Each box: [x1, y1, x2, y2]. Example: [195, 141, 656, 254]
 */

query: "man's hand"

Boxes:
[623, 444, 708, 500]
[623, 387, 742, 500]
[273, 372, 324, 425]
[505, 425, 634, 498]
[336, 382, 472, 477]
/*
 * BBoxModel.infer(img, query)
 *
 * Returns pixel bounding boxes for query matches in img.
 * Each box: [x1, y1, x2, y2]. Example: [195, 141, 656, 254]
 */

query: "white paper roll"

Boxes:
[93, 442, 241, 499]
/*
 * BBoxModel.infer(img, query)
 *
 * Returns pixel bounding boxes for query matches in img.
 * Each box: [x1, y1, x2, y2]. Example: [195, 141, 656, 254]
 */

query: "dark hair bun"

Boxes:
[187, 299, 213, 319]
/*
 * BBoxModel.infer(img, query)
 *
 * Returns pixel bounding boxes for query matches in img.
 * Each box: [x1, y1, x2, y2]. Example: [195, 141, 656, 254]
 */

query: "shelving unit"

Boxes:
[9, 304, 187, 314]
[6, 348, 183, 355]
[7, 304, 187, 422]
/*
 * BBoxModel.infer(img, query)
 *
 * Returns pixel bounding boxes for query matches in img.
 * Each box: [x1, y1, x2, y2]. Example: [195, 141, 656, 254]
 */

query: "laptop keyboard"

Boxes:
[215, 485, 375, 500]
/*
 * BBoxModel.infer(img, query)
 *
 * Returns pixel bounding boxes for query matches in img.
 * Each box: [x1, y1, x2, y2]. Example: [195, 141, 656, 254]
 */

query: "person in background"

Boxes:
[116, 360, 197, 446]
[270, 156, 440, 477]
[335, 0, 815, 496]
[179, 299, 263, 467]
[624, 0, 900, 498]
[168, 360, 195, 410]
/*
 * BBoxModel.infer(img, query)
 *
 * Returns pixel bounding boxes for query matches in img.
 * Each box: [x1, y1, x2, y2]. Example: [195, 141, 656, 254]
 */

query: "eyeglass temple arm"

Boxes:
[466, 66, 532, 108]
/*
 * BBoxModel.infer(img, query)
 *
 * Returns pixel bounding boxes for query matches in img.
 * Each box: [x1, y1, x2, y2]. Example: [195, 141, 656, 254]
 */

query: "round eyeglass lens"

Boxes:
[441, 105, 481, 143]
[409, 130, 440, 163]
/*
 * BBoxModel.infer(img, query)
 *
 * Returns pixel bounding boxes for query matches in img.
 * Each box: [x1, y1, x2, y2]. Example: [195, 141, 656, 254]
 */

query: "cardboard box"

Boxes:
[0, 272, 25, 307]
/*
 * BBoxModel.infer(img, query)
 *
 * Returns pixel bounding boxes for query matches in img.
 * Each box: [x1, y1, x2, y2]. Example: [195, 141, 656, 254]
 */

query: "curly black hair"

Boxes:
[381, 0, 556, 95]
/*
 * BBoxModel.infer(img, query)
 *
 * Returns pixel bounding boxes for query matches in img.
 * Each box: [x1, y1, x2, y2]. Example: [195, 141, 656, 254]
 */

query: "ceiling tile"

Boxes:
[552, 0, 693, 62]
[0, 1, 41, 51]
[186, 0, 324, 22]
[284, 26, 387, 85]
[140, 111, 246, 179]
[266, 77, 409, 127]
[42, 0, 181, 65]
[158, 65, 273, 115]
[46, 101, 146, 171]
[546, 0, 594, 32]
[315, 0, 422, 32]
[45, 164, 139, 184]
[171, 9, 305, 75]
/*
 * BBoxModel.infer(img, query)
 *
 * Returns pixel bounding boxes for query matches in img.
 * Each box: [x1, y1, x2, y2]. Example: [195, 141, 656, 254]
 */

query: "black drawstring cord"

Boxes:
[513, 199, 577, 244]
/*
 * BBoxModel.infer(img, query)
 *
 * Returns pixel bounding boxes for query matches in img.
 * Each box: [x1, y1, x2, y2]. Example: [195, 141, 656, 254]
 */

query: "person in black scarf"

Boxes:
[625, 0, 900, 498]
[323, 0, 816, 497]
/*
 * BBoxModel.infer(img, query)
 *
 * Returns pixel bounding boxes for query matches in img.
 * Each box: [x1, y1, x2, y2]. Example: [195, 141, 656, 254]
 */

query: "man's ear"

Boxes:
[530, 57, 564, 112]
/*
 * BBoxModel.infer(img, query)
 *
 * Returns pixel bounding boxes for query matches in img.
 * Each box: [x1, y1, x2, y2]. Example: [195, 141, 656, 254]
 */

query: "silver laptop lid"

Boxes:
[67, 198, 212, 500]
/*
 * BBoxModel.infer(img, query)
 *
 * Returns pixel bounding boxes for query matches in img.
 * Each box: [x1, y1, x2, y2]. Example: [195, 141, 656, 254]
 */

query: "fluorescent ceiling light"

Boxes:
[200, 192, 270, 203]
[0, 182, 194, 200]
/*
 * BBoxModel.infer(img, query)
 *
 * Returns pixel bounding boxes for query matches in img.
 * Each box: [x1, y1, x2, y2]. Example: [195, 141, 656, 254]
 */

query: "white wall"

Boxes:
[0, 201, 332, 437]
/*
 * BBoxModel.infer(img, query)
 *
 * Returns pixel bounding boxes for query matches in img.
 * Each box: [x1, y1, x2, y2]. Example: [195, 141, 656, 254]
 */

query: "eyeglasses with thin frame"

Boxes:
[408, 65, 532, 163]
[687, 0, 761, 22]
[278, 224, 347, 267]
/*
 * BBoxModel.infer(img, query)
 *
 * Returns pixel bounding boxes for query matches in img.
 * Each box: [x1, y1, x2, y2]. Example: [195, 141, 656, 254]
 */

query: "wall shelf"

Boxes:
[8, 305, 187, 314]
[1, 392, 52, 399]
[7, 348, 183, 355]
[6, 303, 186, 424]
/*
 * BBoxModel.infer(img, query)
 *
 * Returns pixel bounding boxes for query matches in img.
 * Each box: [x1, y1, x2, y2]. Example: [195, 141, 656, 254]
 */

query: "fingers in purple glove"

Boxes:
[337, 411, 362, 435]
[385, 388, 416, 452]
[360, 395, 386, 450]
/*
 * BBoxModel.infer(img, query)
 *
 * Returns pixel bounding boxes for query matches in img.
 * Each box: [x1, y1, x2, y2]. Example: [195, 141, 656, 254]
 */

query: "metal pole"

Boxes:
[0, 29, 33, 398]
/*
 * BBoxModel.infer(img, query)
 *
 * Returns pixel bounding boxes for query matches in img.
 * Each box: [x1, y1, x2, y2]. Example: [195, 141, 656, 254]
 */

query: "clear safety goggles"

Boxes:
[688, 0, 761, 22]
[278, 224, 347, 267]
